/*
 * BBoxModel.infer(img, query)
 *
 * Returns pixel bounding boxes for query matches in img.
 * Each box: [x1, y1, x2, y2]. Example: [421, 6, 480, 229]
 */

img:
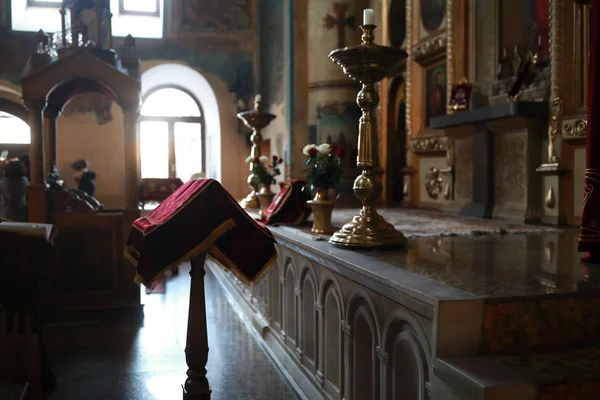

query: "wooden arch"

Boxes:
[0, 98, 28, 122]
[20, 47, 141, 223]
[17, 41, 144, 322]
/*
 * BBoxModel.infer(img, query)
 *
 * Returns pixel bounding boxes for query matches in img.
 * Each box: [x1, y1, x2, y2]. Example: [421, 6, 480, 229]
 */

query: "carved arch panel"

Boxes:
[384, 321, 431, 400]
[299, 265, 318, 371]
[320, 281, 345, 399]
[284, 264, 297, 344]
[269, 259, 282, 328]
[349, 304, 380, 400]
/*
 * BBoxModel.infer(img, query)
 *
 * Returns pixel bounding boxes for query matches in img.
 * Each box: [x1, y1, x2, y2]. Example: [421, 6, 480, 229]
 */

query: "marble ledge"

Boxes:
[262, 209, 595, 302]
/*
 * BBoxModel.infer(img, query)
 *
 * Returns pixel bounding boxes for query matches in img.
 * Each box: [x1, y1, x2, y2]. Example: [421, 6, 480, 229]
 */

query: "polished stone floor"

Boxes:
[44, 265, 297, 400]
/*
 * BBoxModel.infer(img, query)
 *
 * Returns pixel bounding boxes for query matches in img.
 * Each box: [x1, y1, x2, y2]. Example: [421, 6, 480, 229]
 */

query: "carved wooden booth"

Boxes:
[20, 1, 142, 319]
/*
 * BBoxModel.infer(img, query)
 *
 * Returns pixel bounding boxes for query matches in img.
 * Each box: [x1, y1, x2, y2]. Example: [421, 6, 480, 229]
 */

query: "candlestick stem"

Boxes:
[237, 98, 276, 210]
[328, 25, 407, 247]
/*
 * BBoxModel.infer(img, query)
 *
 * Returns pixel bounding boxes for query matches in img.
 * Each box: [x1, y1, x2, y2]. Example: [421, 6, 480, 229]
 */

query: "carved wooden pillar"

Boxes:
[59, 8, 67, 48]
[43, 107, 59, 176]
[122, 101, 140, 210]
[25, 100, 47, 223]
[183, 254, 212, 400]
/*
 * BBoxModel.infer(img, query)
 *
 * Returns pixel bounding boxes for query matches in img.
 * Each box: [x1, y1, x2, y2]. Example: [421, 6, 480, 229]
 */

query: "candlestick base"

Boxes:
[329, 208, 407, 248]
[240, 191, 259, 210]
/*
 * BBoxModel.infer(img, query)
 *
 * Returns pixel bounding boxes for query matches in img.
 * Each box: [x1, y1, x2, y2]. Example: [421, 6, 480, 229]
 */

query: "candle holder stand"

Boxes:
[328, 24, 408, 247]
[237, 98, 276, 210]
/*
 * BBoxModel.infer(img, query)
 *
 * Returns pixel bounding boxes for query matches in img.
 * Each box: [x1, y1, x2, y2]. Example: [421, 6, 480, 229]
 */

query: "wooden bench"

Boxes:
[0, 382, 29, 400]
[138, 178, 184, 207]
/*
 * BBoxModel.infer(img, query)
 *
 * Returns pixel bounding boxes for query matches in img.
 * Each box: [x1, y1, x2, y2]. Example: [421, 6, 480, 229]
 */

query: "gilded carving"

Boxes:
[411, 35, 447, 65]
[425, 167, 443, 199]
[411, 136, 448, 153]
[546, 97, 561, 163]
[545, 185, 555, 209]
[406, 0, 413, 138]
[550, 0, 564, 116]
[495, 133, 526, 203]
[445, 0, 453, 109]
[562, 119, 587, 139]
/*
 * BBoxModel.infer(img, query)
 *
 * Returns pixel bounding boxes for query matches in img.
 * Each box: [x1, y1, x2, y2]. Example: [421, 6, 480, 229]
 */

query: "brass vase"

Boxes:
[327, 24, 408, 248]
[307, 188, 335, 235]
[237, 97, 276, 210]
[256, 185, 275, 219]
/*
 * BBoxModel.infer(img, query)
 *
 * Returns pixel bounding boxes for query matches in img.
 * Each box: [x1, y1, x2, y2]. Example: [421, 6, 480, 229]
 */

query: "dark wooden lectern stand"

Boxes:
[182, 253, 211, 400]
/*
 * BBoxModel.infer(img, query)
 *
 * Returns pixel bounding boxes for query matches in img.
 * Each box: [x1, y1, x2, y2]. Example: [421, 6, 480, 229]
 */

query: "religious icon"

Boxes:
[182, 0, 252, 31]
[449, 77, 472, 111]
[425, 63, 447, 126]
[420, 0, 446, 32]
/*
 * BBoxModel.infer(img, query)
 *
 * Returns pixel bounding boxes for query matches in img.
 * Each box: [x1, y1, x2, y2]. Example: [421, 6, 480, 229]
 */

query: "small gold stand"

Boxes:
[328, 24, 408, 248]
[237, 97, 276, 210]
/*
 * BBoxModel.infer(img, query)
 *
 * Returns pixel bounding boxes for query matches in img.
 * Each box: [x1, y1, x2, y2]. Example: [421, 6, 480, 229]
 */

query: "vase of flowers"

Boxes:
[247, 155, 283, 218]
[302, 143, 343, 234]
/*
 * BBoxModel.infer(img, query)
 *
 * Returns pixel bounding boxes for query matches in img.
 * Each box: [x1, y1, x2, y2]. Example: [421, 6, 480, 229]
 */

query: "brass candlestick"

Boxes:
[237, 97, 276, 209]
[328, 24, 408, 247]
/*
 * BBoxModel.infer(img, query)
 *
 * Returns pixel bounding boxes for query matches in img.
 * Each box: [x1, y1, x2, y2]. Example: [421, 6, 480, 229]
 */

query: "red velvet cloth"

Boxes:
[579, 0, 600, 263]
[262, 180, 310, 225]
[125, 179, 277, 288]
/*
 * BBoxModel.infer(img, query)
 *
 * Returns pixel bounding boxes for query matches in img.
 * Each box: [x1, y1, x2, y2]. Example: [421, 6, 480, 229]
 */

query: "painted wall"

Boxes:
[0, 0, 257, 202]
[56, 97, 126, 210]
[257, 0, 287, 182]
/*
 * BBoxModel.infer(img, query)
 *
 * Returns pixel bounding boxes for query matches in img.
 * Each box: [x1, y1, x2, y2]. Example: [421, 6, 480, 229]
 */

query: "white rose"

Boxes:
[317, 143, 331, 155]
[302, 144, 317, 156]
[259, 156, 269, 163]
[245, 156, 254, 163]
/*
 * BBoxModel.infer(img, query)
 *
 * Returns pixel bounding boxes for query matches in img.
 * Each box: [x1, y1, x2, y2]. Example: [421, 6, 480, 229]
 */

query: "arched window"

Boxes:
[139, 87, 204, 182]
[0, 111, 30, 144]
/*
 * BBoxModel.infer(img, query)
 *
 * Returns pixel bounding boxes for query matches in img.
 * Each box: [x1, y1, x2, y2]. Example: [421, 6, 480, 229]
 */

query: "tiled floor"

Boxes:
[44, 264, 297, 400]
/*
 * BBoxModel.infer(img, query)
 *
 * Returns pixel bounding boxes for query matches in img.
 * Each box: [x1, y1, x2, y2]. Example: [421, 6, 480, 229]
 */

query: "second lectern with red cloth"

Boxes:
[124, 178, 277, 400]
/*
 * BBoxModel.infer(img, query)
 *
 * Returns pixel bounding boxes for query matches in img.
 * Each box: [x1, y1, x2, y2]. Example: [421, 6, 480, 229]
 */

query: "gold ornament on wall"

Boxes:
[545, 185, 556, 209]
[562, 119, 587, 139]
[425, 167, 443, 199]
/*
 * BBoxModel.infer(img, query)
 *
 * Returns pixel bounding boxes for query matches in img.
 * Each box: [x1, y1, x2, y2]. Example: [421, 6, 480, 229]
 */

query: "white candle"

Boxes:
[363, 9, 375, 25]
[255, 94, 262, 102]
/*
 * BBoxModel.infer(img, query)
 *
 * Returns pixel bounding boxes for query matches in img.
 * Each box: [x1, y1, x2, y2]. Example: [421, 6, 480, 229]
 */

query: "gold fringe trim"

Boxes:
[133, 179, 214, 236]
[124, 245, 140, 267]
[128, 218, 236, 289]
[208, 244, 277, 286]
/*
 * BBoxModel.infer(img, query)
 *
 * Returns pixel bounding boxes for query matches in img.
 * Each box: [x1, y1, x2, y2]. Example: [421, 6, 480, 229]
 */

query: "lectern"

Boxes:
[124, 179, 277, 399]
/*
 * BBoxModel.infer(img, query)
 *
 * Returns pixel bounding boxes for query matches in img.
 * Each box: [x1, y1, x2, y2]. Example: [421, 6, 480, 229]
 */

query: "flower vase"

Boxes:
[307, 187, 335, 234]
[256, 185, 275, 219]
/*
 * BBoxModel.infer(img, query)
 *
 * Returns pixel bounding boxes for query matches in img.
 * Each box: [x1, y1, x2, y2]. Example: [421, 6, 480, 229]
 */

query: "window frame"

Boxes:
[139, 86, 206, 179]
[119, 0, 160, 17]
[26, 0, 62, 8]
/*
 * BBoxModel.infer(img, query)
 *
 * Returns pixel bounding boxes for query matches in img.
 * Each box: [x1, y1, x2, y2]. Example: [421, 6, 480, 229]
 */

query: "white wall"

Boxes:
[140, 63, 222, 184]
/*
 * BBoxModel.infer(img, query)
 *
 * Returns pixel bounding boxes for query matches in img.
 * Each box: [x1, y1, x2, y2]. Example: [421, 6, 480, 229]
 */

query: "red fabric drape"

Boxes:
[535, 0, 550, 57]
[262, 180, 310, 225]
[125, 179, 277, 289]
[579, 0, 600, 262]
